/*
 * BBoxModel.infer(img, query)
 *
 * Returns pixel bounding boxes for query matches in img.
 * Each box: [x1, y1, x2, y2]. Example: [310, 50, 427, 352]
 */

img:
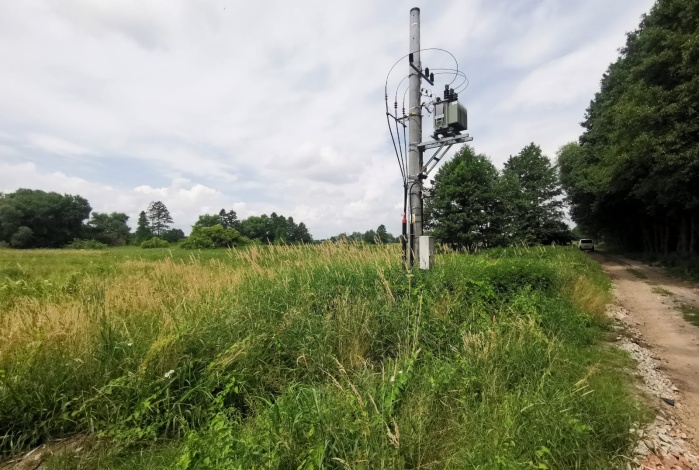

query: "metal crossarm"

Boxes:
[417, 134, 473, 151]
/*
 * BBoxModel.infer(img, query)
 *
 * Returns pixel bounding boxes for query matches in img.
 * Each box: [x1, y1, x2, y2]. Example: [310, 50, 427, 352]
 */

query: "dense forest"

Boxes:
[558, 0, 699, 255]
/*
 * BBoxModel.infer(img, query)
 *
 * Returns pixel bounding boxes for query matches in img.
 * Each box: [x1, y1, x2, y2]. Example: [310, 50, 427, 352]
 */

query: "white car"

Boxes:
[579, 239, 594, 252]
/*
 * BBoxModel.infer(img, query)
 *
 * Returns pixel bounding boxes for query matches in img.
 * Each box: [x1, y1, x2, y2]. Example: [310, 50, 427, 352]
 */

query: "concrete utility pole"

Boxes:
[408, 7, 423, 266]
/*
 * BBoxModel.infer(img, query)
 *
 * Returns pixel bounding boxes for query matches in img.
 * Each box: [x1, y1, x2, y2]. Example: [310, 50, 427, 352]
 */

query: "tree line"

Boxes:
[325, 225, 397, 244]
[558, 0, 699, 255]
[0, 190, 316, 249]
[0, 144, 567, 251]
[426, 143, 570, 251]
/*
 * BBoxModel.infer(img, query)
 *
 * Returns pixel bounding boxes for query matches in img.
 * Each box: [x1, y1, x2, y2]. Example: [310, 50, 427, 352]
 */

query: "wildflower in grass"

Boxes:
[164, 369, 175, 379]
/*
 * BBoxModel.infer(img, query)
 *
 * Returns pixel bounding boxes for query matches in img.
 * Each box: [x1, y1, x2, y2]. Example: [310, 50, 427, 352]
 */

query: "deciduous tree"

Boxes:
[218, 209, 239, 229]
[194, 214, 222, 228]
[86, 212, 130, 246]
[427, 146, 506, 251]
[162, 228, 186, 243]
[560, 0, 699, 254]
[0, 189, 91, 248]
[503, 143, 568, 244]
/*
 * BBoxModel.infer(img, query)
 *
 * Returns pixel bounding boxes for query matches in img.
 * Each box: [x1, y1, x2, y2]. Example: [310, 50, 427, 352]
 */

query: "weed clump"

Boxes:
[65, 238, 109, 250]
[140, 237, 169, 249]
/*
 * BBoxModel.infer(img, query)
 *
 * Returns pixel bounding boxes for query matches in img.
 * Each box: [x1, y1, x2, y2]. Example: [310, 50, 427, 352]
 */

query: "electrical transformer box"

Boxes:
[433, 101, 468, 135]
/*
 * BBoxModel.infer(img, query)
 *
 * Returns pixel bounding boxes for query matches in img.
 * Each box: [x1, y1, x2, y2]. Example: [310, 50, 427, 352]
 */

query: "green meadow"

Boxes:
[0, 245, 646, 469]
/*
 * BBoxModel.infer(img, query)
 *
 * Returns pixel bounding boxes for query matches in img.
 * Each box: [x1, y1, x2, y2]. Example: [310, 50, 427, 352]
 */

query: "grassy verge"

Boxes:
[0, 244, 647, 468]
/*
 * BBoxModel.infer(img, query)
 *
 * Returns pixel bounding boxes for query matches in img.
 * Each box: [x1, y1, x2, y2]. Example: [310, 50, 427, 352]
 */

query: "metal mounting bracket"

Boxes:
[422, 143, 453, 176]
[418, 133, 474, 177]
[417, 133, 473, 151]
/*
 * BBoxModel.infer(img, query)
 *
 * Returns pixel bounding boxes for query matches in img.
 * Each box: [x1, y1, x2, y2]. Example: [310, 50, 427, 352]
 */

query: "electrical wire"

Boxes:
[384, 48, 465, 265]
[394, 109, 407, 179]
[394, 70, 469, 115]
[384, 47, 459, 93]
[399, 71, 468, 117]
[384, 48, 462, 185]
[402, 117, 408, 174]
[386, 110, 406, 182]
[430, 68, 470, 93]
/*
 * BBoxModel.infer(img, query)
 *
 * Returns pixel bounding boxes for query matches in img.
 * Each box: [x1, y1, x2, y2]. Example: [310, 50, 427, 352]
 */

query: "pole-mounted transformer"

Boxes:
[384, 8, 473, 269]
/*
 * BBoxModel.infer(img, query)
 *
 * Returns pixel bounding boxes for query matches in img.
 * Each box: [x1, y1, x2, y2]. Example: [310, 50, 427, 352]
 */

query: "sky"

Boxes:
[0, 0, 656, 238]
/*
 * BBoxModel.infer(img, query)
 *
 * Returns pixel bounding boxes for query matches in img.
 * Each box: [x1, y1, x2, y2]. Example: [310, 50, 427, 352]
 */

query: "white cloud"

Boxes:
[502, 34, 629, 112]
[0, 162, 243, 232]
[0, 0, 656, 238]
[28, 134, 92, 157]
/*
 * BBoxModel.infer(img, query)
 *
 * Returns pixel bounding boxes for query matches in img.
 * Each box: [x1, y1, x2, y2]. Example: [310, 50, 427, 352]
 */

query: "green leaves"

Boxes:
[563, 0, 699, 252]
[180, 224, 251, 249]
[428, 144, 570, 250]
[236, 213, 313, 245]
[0, 189, 91, 248]
[503, 143, 567, 245]
[429, 146, 504, 251]
[86, 212, 131, 246]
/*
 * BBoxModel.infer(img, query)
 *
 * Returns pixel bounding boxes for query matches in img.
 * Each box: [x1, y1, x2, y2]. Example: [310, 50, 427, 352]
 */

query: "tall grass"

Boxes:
[0, 244, 646, 468]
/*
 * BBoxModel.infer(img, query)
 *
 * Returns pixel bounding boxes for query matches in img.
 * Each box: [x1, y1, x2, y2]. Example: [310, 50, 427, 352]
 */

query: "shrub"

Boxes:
[141, 237, 170, 249]
[65, 238, 109, 250]
[10, 226, 33, 248]
[162, 228, 186, 243]
[180, 224, 251, 249]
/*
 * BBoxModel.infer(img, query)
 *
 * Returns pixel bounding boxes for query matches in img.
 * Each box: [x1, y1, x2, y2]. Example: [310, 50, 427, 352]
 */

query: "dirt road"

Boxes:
[593, 252, 699, 463]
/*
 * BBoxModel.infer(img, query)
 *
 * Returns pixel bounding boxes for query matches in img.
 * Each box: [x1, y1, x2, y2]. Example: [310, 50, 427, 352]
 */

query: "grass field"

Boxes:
[0, 244, 647, 469]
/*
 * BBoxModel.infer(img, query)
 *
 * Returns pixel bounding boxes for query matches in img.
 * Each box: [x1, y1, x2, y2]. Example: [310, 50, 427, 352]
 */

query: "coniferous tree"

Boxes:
[146, 201, 173, 237]
[134, 211, 153, 243]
